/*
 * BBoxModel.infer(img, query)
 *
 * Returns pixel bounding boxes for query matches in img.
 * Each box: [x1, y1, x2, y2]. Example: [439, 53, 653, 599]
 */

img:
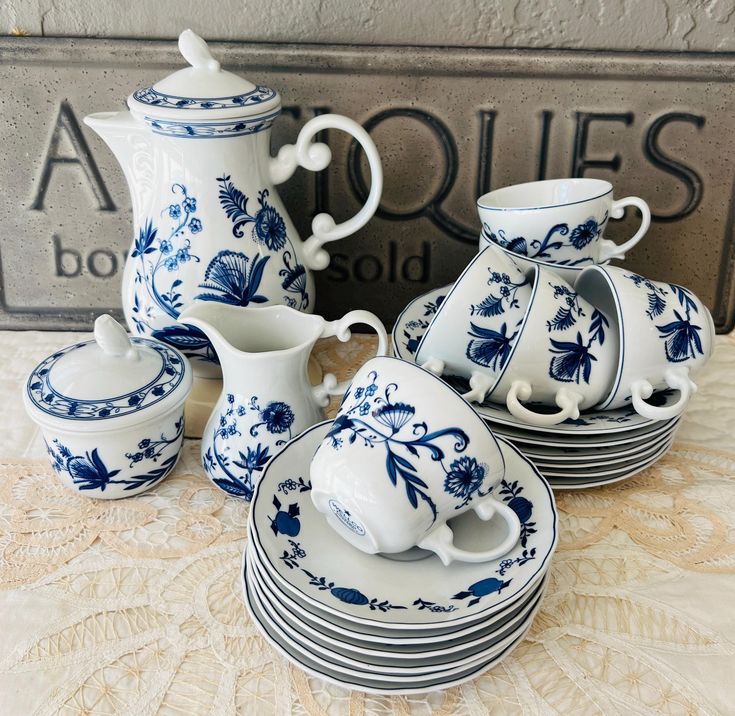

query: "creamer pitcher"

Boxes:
[85, 30, 382, 378]
[179, 302, 388, 499]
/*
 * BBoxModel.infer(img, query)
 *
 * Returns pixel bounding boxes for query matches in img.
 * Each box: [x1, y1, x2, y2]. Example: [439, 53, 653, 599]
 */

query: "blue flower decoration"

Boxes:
[176, 247, 191, 263]
[255, 204, 287, 251]
[372, 401, 416, 434]
[182, 196, 197, 213]
[444, 456, 486, 506]
[261, 401, 295, 434]
[164, 257, 178, 272]
[159, 239, 173, 255]
[569, 219, 599, 249]
[189, 217, 202, 234]
[168, 204, 181, 219]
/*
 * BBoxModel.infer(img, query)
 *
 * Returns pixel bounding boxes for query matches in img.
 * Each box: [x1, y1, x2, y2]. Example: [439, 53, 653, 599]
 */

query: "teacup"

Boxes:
[463, 264, 619, 427]
[415, 243, 532, 388]
[309, 356, 521, 566]
[477, 178, 651, 266]
[575, 265, 715, 420]
[479, 230, 601, 287]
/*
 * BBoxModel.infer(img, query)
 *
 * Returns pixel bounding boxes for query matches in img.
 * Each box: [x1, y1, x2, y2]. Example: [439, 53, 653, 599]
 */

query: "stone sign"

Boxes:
[1, 38, 734, 331]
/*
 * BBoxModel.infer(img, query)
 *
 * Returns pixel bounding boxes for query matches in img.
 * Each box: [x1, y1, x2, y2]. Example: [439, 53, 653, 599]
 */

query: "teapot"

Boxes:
[84, 30, 383, 378]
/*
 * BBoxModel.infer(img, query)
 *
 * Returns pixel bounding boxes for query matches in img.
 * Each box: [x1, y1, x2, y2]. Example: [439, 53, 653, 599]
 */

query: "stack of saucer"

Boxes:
[244, 421, 558, 694]
[393, 286, 680, 489]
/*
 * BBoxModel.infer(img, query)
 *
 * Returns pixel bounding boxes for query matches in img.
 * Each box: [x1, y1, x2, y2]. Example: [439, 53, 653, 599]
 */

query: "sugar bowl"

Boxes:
[23, 315, 192, 498]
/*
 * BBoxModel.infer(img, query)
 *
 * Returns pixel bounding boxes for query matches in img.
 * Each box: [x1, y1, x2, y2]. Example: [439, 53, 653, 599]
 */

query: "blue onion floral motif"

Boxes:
[403, 295, 445, 355]
[269, 495, 302, 537]
[444, 456, 488, 509]
[217, 175, 309, 309]
[568, 218, 601, 249]
[466, 320, 521, 372]
[325, 371, 489, 521]
[452, 476, 537, 605]
[482, 211, 608, 266]
[470, 269, 529, 318]
[196, 250, 270, 306]
[626, 273, 704, 363]
[46, 417, 183, 493]
[203, 394, 295, 500]
[131, 184, 216, 365]
[656, 285, 704, 362]
[27, 339, 185, 421]
[301, 570, 407, 612]
[545, 283, 608, 385]
[626, 273, 668, 318]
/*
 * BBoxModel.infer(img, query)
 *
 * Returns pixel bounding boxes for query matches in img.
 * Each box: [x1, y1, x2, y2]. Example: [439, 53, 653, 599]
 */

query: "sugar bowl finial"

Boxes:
[94, 314, 139, 360]
[178, 29, 221, 72]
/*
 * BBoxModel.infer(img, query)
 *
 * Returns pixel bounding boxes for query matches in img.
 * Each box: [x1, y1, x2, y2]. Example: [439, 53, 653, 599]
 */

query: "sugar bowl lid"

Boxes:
[128, 29, 281, 122]
[24, 315, 192, 432]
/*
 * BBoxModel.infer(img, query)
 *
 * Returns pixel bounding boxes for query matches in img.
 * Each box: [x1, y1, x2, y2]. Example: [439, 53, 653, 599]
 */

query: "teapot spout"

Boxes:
[84, 111, 147, 178]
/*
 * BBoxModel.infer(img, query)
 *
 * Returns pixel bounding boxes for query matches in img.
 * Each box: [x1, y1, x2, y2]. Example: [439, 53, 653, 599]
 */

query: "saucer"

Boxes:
[247, 558, 544, 672]
[248, 546, 549, 645]
[249, 421, 557, 629]
[243, 565, 532, 695]
[519, 423, 678, 461]
[545, 443, 674, 488]
[530, 431, 674, 469]
[487, 415, 679, 449]
[393, 286, 683, 435]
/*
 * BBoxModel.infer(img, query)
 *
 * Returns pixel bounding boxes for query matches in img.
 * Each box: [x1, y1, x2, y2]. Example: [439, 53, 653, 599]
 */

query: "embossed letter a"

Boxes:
[30, 100, 115, 212]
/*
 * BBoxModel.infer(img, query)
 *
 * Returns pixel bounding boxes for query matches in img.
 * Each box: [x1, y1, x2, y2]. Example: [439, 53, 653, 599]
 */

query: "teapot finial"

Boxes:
[178, 29, 221, 72]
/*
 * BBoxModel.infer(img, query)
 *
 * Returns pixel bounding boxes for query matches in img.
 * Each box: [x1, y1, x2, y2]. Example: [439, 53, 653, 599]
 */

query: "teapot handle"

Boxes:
[268, 114, 383, 271]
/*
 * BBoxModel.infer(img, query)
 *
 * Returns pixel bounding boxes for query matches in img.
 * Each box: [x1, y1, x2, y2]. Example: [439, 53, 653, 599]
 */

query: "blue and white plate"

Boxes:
[243, 563, 534, 695]
[393, 286, 685, 436]
[248, 421, 557, 629]
[540, 439, 675, 488]
[246, 558, 544, 673]
[249, 546, 549, 644]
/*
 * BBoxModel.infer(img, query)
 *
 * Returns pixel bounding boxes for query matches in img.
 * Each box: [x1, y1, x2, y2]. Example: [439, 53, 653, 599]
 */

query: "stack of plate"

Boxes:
[244, 422, 558, 694]
[393, 286, 679, 489]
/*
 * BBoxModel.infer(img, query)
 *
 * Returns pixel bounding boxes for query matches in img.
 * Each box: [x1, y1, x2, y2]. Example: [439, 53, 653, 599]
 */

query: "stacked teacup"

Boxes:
[392, 179, 715, 488]
[244, 356, 558, 694]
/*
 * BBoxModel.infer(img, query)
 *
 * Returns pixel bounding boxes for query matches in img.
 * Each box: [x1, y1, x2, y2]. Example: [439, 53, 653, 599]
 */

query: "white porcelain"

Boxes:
[576, 265, 715, 420]
[543, 438, 674, 481]
[309, 357, 520, 565]
[246, 561, 543, 674]
[243, 567, 532, 696]
[179, 302, 386, 499]
[23, 315, 192, 498]
[521, 423, 679, 461]
[248, 548, 549, 645]
[415, 244, 532, 390]
[546, 444, 674, 489]
[479, 233, 603, 287]
[250, 421, 557, 628]
[454, 265, 618, 427]
[531, 432, 675, 470]
[84, 30, 382, 379]
[477, 178, 650, 266]
[393, 285, 684, 437]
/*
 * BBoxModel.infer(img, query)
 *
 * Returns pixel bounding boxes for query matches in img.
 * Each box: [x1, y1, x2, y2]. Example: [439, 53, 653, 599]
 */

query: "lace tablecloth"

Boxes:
[2, 329, 735, 715]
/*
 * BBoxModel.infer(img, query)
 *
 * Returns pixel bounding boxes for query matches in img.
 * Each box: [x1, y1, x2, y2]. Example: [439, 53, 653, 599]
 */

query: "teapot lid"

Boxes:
[23, 315, 192, 432]
[128, 29, 281, 123]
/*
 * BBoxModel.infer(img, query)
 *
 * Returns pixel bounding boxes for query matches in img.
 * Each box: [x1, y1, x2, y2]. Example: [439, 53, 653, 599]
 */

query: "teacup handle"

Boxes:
[312, 310, 388, 406]
[599, 196, 651, 262]
[630, 367, 697, 421]
[269, 114, 383, 272]
[506, 380, 583, 427]
[417, 497, 521, 567]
